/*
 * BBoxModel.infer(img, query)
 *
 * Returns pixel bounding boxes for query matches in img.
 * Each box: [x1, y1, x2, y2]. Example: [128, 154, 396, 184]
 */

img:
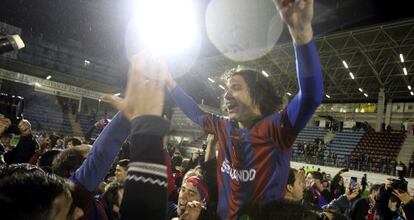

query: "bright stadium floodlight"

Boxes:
[342, 61, 348, 69]
[46, 75, 52, 80]
[325, 94, 330, 98]
[403, 67, 408, 75]
[219, 85, 226, 90]
[349, 72, 355, 79]
[411, 91, 414, 96]
[114, 93, 121, 97]
[131, 0, 198, 56]
[208, 77, 215, 83]
[286, 92, 292, 96]
[359, 88, 363, 92]
[400, 54, 404, 63]
[408, 85, 412, 90]
[261, 70, 269, 78]
[364, 93, 368, 97]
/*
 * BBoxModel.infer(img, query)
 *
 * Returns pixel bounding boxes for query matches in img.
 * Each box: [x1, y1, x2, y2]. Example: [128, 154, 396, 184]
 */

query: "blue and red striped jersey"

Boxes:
[202, 109, 299, 219]
[170, 39, 323, 219]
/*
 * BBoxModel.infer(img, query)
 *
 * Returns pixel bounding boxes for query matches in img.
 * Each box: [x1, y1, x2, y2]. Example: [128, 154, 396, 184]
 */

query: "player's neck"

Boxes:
[238, 115, 263, 129]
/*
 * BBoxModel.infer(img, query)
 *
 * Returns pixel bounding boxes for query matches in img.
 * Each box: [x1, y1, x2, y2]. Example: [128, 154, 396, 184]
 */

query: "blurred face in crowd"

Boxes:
[0, 136, 12, 149]
[115, 165, 127, 182]
[224, 75, 261, 124]
[57, 139, 64, 146]
[174, 149, 182, 157]
[286, 170, 305, 201]
[177, 181, 202, 220]
[67, 141, 75, 148]
[338, 177, 344, 186]
[305, 173, 315, 187]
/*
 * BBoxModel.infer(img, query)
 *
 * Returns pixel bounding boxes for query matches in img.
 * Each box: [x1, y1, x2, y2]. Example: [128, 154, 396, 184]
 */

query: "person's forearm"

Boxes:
[170, 85, 206, 126]
[288, 24, 313, 45]
[204, 137, 217, 162]
[287, 39, 324, 130]
[121, 115, 169, 220]
[323, 195, 349, 213]
[72, 112, 130, 191]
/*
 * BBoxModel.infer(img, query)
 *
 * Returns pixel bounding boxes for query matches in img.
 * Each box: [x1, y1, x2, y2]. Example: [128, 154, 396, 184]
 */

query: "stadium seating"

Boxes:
[292, 127, 328, 151]
[350, 131, 406, 172]
[325, 129, 365, 164]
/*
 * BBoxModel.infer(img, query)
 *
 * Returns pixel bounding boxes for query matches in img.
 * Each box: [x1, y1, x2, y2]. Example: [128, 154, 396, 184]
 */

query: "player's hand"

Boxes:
[273, 0, 313, 44]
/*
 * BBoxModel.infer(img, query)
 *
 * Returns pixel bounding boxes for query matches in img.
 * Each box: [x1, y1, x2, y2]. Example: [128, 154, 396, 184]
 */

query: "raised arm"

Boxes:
[71, 112, 130, 191]
[275, 0, 323, 130]
[166, 79, 207, 127]
[106, 53, 169, 219]
[164, 70, 223, 135]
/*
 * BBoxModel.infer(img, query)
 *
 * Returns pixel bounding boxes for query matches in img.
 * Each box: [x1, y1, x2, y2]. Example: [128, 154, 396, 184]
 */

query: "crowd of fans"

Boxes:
[293, 138, 414, 179]
[294, 139, 339, 166]
[2, 113, 414, 220]
[1, 0, 414, 219]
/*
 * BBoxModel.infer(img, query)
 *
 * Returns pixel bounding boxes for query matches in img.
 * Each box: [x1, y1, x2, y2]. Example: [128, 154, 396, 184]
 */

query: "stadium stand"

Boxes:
[325, 129, 365, 165]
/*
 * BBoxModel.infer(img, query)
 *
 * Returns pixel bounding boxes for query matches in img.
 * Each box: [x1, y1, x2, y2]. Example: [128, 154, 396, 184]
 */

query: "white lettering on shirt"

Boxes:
[220, 159, 256, 182]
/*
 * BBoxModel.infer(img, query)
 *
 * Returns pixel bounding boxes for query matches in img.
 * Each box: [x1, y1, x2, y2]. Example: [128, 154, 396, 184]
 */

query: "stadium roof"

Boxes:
[1, 0, 413, 106]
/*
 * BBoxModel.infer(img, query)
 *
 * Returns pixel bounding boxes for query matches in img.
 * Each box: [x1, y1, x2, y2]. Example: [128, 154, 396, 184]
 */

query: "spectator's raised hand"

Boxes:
[345, 184, 360, 201]
[273, 0, 314, 44]
[104, 53, 166, 121]
[18, 119, 31, 136]
[0, 115, 11, 135]
[393, 190, 413, 205]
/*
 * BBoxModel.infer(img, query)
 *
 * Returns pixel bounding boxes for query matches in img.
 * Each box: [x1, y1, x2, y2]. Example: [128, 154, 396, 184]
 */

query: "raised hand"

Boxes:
[104, 53, 166, 121]
[274, 0, 314, 44]
[345, 183, 360, 201]
[18, 119, 32, 136]
[393, 190, 413, 205]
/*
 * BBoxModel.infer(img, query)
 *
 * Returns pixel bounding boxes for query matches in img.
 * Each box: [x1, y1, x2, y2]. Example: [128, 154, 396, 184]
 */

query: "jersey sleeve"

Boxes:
[170, 85, 224, 134]
[73, 112, 130, 192]
[286, 39, 324, 130]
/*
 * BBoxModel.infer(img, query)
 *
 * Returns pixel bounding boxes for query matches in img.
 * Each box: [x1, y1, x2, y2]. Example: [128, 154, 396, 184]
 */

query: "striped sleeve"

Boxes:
[121, 116, 170, 220]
